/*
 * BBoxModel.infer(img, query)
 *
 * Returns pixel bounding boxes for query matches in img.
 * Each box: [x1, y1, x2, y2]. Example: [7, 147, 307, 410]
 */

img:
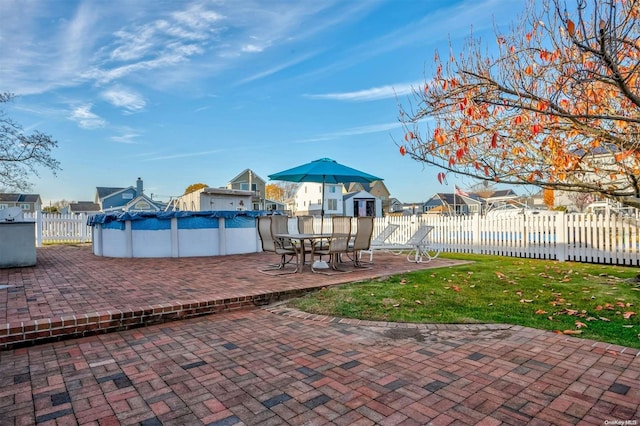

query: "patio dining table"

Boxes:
[274, 233, 331, 272]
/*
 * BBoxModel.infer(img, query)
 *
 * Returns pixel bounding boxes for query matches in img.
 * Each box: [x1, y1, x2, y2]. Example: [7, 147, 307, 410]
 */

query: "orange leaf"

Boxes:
[490, 133, 498, 148]
[525, 65, 533, 75]
[563, 330, 582, 335]
[575, 321, 588, 329]
[623, 311, 635, 319]
[535, 309, 547, 314]
[399, 146, 406, 156]
[452, 286, 461, 292]
[567, 19, 575, 36]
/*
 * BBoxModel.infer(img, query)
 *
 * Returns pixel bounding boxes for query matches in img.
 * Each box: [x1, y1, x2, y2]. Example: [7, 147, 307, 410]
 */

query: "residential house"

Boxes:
[62, 202, 101, 215]
[293, 182, 344, 217]
[225, 169, 267, 210]
[0, 193, 42, 213]
[346, 181, 391, 214]
[388, 198, 405, 214]
[95, 178, 165, 213]
[424, 193, 481, 215]
[423, 188, 520, 215]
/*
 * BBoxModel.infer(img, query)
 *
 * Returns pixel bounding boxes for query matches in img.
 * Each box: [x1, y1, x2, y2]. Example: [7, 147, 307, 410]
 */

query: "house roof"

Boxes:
[96, 187, 127, 200]
[227, 169, 266, 185]
[347, 180, 388, 194]
[69, 202, 101, 212]
[486, 189, 518, 198]
[0, 193, 41, 203]
[343, 190, 376, 200]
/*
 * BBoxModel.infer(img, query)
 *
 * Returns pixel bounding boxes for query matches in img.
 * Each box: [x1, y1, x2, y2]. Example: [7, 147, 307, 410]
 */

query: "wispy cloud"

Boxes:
[237, 51, 320, 85]
[101, 86, 146, 113]
[305, 81, 421, 102]
[298, 122, 402, 143]
[68, 105, 106, 129]
[141, 149, 226, 161]
[110, 132, 140, 144]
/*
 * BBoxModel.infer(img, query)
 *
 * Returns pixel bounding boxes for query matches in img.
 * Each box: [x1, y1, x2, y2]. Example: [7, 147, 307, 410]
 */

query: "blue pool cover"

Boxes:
[88, 210, 281, 226]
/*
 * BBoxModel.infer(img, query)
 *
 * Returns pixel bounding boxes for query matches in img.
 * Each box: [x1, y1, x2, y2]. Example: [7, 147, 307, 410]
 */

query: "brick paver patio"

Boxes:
[0, 245, 638, 425]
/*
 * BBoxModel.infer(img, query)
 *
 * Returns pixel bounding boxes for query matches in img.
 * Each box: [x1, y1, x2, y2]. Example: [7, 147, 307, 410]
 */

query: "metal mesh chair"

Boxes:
[257, 216, 298, 274]
[347, 216, 374, 267]
[311, 216, 351, 273]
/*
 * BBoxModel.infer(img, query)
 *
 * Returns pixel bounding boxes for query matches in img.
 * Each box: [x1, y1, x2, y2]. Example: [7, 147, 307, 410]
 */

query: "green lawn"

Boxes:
[288, 253, 640, 348]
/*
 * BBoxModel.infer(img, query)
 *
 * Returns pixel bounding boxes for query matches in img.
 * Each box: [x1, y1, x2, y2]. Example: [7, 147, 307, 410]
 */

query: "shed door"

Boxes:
[353, 199, 375, 217]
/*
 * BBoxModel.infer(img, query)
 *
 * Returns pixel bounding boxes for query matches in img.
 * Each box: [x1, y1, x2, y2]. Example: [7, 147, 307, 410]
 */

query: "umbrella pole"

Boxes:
[313, 177, 330, 270]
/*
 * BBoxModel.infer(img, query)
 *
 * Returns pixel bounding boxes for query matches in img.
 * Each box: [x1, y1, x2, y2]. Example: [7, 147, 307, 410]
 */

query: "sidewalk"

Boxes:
[0, 245, 638, 425]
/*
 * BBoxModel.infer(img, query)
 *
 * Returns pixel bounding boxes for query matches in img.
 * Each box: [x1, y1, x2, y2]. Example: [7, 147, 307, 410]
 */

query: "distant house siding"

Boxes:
[102, 188, 137, 210]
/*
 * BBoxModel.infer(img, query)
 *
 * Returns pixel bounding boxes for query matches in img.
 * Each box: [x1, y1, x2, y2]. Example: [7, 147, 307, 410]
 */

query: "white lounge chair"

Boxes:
[362, 225, 440, 263]
[359, 223, 399, 262]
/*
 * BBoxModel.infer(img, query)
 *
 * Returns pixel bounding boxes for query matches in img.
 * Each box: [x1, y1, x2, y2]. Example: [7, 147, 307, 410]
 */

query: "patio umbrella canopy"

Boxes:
[269, 157, 382, 226]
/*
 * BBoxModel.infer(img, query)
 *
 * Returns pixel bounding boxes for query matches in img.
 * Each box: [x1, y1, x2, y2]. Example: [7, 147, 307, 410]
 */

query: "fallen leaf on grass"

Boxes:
[520, 299, 534, 303]
[599, 317, 611, 322]
[535, 309, 547, 314]
[562, 330, 583, 335]
[452, 286, 461, 292]
[415, 300, 423, 305]
[575, 321, 588, 329]
[623, 311, 636, 319]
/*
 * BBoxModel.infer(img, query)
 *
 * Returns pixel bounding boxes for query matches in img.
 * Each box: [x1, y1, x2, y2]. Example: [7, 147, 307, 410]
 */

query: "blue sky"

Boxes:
[1, 0, 527, 205]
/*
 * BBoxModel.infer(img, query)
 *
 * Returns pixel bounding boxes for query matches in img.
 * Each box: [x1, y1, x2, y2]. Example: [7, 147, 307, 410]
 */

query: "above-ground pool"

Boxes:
[89, 211, 268, 258]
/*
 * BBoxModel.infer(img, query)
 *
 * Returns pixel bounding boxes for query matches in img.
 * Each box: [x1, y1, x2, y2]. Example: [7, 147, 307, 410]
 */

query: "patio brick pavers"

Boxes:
[0, 245, 639, 424]
[1, 308, 639, 425]
[0, 245, 461, 349]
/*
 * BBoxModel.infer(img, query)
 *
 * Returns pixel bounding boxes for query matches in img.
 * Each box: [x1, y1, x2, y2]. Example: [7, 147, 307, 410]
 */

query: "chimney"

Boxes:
[136, 177, 143, 196]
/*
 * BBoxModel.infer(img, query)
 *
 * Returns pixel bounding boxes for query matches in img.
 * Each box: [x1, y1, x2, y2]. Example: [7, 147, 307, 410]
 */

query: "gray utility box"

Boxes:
[0, 208, 37, 268]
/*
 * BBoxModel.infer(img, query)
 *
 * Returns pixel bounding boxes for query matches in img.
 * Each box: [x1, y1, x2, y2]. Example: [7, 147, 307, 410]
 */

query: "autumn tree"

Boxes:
[398, 0, 640, 208]
[266, 183, 284, 201]
[266, 182, 298, 201]
[184, 183, 208, 194]
[543, 188, 555, 208]
[567, 190, 595, 211]
[0, 93, 61, 191]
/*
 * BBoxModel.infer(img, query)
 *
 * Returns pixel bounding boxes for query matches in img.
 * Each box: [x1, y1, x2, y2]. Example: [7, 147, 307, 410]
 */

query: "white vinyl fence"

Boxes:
[24, 212, 640, 265]
[24, 212, 93, 246]
[375, 213, 640, 266]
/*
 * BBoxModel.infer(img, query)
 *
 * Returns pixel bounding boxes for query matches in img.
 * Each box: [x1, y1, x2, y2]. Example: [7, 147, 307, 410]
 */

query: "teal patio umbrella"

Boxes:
[268, 158, 382, 231]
